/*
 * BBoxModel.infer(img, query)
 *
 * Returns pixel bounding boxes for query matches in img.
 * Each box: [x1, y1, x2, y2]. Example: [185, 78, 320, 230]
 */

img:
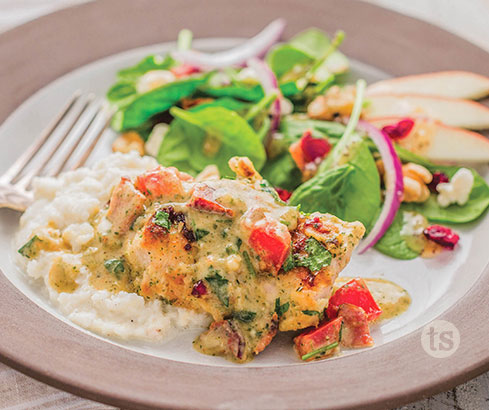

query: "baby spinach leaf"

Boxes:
[112, 73, 210, 131]
[206, 271, 229, 307]
[157, 106, 266, 177]
[260, 152, 302, 191]
[117, 54, 176, 82]
[267, 28, 348, 81]
[280, 116, 346, 142]
[201, 83, 263, 102]
[404, 166, 489, 224]
[189, 97, 250, 115]
[290, 140, 381, 230]
[374, 209, 420, 260]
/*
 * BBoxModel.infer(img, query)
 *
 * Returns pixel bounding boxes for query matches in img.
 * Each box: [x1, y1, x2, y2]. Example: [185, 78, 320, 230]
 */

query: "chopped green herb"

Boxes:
[104, 258, 125, 279]
[302, 310, 320, 316]
[17, 235, 42, 259]
[295, 237, 332, 272]
[233, 310, 257, 323]
[259, 180, 285, 204]
[206, 271, 229, 307]
[275, 298, 290, 318]
[225, 245, 236, 255]
[282, 249, 295, 272]
[242, 251, 256, 276]
[154, 211, 171, 230]
[301, 341, 339, 361]
[195, 228, 210, 241]
[236, 238, 243, 250]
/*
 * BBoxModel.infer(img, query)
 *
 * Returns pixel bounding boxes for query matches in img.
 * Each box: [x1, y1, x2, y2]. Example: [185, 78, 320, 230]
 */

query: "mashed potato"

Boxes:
[15, 152, 210, 341]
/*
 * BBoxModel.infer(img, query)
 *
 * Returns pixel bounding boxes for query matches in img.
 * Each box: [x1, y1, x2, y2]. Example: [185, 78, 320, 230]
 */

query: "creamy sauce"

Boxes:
[335, 276, 411, 321]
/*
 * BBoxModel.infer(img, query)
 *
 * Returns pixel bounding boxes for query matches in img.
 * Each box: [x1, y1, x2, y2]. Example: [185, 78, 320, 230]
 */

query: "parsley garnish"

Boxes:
[18, 235, 42, 259]
[302, 310, 320, 316]
[259, 180, 285, 204]
[104, 258, 125, 279]
[242, 251, 256, 276]
[233, 310, 256, 323]
[301, 341, 339, 361]
[195, 229, 210, 241]
[205, 270, 229, 307]
[275, 298, 290, 318]
[154, 211, 171, 230]
[284, 238, 332, 273]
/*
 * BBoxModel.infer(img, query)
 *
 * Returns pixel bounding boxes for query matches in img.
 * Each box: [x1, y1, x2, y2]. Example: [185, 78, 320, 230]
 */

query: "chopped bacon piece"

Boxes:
[338, 303, 374, 348]
[294, 317, 342, 361]
[188, 185, 234, 216]
[327, 278, 382, 321]
[107, 177, 146, 234]
[135, 166, 192, 200]
[249, 217, 291, 274]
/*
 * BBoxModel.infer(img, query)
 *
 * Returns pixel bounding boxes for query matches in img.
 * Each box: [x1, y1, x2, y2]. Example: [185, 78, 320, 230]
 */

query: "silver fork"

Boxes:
[0, 91, 113, 212]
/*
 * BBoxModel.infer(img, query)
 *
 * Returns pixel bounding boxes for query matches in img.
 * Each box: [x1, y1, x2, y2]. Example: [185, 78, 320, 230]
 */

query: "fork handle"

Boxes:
[0, 184, 33, 212]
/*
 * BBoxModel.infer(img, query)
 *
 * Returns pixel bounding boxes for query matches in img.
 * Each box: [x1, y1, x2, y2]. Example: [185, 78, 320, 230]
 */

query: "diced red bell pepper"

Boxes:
[327, 278, 382, 322]
[188, 185, 234, 216]
[248, 217, 291, 274]
[294, 317, 342, 361]
[135, 166, 191, 199]
[338, 303, 374, 348]
[170, 64, 200, 78]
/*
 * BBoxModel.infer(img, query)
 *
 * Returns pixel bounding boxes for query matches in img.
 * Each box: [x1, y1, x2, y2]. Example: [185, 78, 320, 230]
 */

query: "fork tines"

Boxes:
[1, 91, 112, 190]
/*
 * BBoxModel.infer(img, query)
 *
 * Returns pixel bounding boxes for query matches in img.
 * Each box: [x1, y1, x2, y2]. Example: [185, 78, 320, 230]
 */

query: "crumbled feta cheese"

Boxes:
[400, 211, 427, 237]
[436, 168, 474, 208]
[136, 70, 176, 94]
[145, 123, 169, 157]
[236, 67, 258, 84]
[208, 71, 231, 88]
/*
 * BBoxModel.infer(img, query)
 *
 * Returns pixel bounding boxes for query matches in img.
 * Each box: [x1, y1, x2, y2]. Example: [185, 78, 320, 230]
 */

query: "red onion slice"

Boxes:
[172, 19, 286, 69]
[355, 120, 404, 254]
[247, 57, 281, 131]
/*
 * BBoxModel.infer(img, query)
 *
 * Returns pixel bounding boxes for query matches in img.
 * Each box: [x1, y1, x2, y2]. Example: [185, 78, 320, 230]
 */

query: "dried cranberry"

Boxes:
[191, 280, 207, 297]
[382, 118, 415, 140]
[171, 64, 200, 77]
[423, 225, 460, 249]
[275, 188, 292, 202]
[300, 130, 331, 163]
[428, 172, 450, 193]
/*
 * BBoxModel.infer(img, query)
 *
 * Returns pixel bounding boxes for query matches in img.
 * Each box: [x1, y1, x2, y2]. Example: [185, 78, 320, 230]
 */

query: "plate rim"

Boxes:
[1, 0, 489, 408]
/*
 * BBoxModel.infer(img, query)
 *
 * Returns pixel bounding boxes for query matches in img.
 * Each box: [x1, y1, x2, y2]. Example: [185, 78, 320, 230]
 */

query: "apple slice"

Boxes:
[367, 71, 489, 100]
[364, 94, 489, 130]
[369, 116, 489, 163]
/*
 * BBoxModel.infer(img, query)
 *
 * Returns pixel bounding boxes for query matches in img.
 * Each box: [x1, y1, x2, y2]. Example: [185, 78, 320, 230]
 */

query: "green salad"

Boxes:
[106, 21, 489, 260]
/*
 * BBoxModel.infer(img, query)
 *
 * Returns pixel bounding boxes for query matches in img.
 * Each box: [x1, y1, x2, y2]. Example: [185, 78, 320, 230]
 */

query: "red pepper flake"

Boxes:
[300, 130, 331, 163]
[275, 188, 292, 202]
[423, 225, 460, 249]
[428, 171, 450, 193]
[191, 280, 207, 297]
[381, 118, 415, 140]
